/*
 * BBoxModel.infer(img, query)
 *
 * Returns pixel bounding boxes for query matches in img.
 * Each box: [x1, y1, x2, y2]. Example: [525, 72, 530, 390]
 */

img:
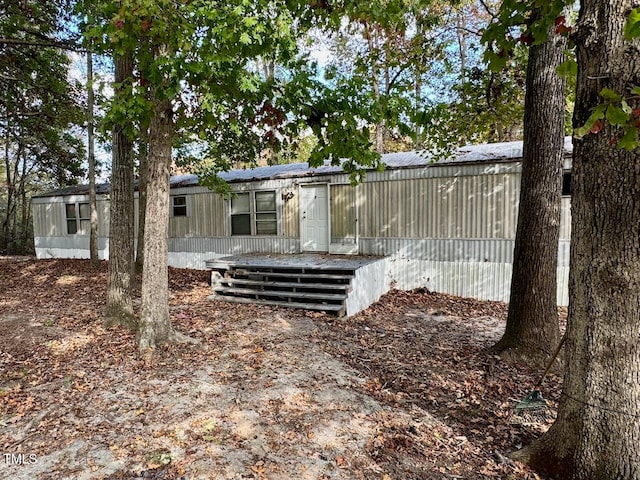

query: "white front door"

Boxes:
[300, 184, 329, 252]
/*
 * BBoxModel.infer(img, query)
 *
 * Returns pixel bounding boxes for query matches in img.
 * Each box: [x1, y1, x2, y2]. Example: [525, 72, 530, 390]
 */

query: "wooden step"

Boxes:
[210, 262, 356, 272]
[226, 269, 354, 280]
[209, 295, 345, 314]
[214, 286, 348, 301]
[220, 278, 352, 291]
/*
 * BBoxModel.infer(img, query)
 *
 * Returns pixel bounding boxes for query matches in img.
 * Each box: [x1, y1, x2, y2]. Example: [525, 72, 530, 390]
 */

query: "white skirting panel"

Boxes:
[388, 259, 513, 302]
[346, 257, 392, 316]
[168, 252, 225, 270]
[386, 258, 569, 306]
[35, 247, 109, 260]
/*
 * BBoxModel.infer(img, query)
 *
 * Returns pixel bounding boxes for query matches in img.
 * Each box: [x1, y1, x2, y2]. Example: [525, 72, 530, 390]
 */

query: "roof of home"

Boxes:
[35, 137, 573, 198]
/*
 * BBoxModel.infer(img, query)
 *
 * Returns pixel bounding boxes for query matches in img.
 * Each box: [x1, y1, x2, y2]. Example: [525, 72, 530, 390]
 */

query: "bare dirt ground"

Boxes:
[0, 258, 562, 480]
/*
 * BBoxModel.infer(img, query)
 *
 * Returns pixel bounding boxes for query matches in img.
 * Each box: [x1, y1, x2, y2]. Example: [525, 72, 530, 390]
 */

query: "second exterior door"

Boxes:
[300, 184, 329, 252]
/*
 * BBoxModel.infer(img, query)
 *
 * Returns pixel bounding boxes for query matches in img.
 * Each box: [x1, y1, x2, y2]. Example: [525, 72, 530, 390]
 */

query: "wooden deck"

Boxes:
[205, 253, 383, 271]
[205, 253, 390, 316]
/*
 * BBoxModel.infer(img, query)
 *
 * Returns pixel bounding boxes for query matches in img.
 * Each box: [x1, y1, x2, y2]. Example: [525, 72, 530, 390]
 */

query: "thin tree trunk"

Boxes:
[18, 149, 28, 254]
[3, 138, 22, 255]
[87, 48, 99, 266]
[414, 73, 422, 149]
[135, 124, 148, 272]
[2, 127, 12, 254]
[490, 17, 566, 368]
[365, 25, 385, 154]
[513, 1, 640, 477]
[413, 18, 423, 150]
[9, 154, 17, 254]
[456, 10, 467, 82]
[105, 49, 136, 328]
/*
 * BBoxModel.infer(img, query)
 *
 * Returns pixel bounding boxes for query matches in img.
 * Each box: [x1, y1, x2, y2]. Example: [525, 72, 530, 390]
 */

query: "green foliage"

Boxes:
[0, 0, 86, 254]
[81, 0, 426, 190]
[575, 88, 640, 150]
[625, 8, 640, 40]
[566, 6, 640, 149]
[482, 0, 572, 71]
[556, 58, 577, 78]
[321, 0, 450, 153]
[0, 0, 86, 184]
[419, 49, 528, 158]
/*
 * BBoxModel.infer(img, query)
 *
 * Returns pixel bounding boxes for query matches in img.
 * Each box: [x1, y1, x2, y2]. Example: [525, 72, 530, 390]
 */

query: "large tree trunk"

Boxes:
[105, 49, 136, 328]
[491, 19, 566, 368]
[135, 36, 151, 273]
[513, 2, 640, 478]
[137, 45, 196, 352]
[87, 49, 99, 266]
[138, 86, 172, 351]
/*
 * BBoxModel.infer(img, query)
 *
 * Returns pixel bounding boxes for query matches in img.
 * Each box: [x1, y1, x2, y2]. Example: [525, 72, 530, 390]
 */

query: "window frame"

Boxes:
[65, 202, 91, 235]
[229, 190, 279, 236]
[254, 190, 277, 236]
[65, 203, 78, 234]
[230, 192, 251, 235]
[171, 195, 188, 217]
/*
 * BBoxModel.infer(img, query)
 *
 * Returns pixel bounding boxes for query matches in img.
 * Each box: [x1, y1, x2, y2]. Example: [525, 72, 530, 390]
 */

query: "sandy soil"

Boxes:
[0, 258, 560, 479]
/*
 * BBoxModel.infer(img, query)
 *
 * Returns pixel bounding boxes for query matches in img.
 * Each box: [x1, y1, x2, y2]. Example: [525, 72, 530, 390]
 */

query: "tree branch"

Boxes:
[0, 112, 49, 120]
[0, 37, 84, 52]
[478, 0, 498, 20]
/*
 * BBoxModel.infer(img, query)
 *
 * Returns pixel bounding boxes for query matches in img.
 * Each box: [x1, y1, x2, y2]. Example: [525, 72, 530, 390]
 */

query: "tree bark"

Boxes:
[135, 36, 151, 273]
[87, 48, 99, 266]
[105, 49, 136, 328]
[18, 148, 29, 253]
[2, 126, 12, 255]
[138, 83, 172, 351]
[364, 24, 385, 155]
[456, 10, 467, 82]
[491, 18, 566, 368]
[135, 121, 148, 272]
[513, 1, 640, 478]
[137, 45, 197, 352]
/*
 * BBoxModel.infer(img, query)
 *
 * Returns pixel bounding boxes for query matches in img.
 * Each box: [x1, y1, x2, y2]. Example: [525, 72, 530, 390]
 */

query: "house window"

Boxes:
[172, 196, 187, 217]
[65, 203, 77, 234]
[231, 193, 251, 235]
[562, 171, 572, 196]
[66, 202, 90, 234]
[231, 190, 277, 236]
[78, 203, 90, 232]
[255, 191, 277, 235]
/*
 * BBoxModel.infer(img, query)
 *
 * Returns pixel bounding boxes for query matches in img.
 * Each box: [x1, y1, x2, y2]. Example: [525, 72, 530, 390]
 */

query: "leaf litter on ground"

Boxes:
[0, 258, 561, 479]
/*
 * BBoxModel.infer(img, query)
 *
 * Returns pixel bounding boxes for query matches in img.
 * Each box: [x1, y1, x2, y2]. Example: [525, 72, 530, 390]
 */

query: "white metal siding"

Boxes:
[358, 173, 520, 239]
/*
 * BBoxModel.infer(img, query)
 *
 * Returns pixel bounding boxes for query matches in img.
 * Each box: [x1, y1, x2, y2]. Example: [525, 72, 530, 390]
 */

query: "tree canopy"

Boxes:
[0, 0, 86, 254]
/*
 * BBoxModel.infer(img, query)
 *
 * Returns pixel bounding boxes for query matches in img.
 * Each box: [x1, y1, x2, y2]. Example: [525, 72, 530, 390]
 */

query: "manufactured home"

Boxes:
[32, 137, 573, 314]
